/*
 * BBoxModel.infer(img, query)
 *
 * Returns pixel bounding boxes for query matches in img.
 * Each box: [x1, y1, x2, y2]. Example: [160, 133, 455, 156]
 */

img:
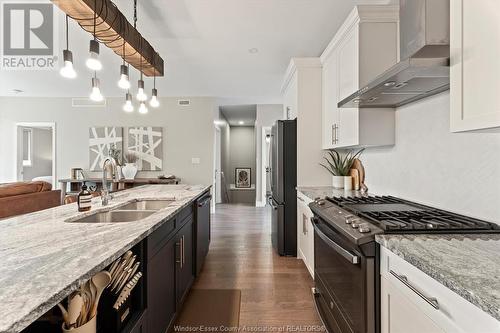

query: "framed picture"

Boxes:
[235, 168, 251, 188]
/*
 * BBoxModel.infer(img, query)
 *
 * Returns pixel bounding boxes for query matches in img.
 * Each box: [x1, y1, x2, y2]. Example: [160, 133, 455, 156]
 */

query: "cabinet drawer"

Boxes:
[380, 247, 500, 333]
[177, 204, 194, 226]
[147, 218, 176, 259]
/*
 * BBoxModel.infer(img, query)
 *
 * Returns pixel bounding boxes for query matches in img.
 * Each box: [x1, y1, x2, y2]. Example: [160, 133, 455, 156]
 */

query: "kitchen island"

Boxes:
[0, 184, 211, 333]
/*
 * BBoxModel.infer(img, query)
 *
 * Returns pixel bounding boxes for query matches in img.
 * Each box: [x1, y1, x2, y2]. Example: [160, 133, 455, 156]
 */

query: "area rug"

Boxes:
[174, 289, 241, 331]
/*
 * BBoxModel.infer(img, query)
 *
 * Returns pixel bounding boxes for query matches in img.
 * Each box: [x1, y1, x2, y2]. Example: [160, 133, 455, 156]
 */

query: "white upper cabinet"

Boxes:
[321, 6, 399, 149]
[450, 0, 500, 132]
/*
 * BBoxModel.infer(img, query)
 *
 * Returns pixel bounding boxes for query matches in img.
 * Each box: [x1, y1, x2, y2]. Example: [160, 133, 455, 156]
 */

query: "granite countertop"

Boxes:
[376, 234, 500, 321]
[0, 184, 210, 333]
[297, 185, 366, 201]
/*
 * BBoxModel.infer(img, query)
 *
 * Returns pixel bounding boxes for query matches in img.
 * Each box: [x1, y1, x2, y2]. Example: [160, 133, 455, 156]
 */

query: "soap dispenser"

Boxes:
[78, 181, 92, 212]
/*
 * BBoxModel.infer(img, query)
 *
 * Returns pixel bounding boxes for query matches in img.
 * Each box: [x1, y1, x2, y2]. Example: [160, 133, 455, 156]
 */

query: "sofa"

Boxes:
[0, 181, 61, 219]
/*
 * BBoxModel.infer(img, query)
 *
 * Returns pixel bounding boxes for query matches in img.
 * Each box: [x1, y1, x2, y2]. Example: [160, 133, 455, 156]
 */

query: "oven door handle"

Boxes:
[311, 217, 360, 265]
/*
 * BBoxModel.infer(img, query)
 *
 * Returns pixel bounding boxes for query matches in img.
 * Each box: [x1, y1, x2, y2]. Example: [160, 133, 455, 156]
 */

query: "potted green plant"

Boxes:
[122, 151, 138, 180]
[320, 149, 364, 189]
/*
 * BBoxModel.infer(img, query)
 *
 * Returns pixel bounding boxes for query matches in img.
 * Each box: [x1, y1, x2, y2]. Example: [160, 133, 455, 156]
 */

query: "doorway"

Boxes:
[15, 122, 56, 188]
[213, 126, 222, 204]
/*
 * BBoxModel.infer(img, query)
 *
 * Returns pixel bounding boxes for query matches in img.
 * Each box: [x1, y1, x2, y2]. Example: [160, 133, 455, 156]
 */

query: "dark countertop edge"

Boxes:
[8, 187, 210, 333]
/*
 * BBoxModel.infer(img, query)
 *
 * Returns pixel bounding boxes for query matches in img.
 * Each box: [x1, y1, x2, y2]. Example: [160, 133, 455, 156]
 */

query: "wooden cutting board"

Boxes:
[351, 158, 365, 187]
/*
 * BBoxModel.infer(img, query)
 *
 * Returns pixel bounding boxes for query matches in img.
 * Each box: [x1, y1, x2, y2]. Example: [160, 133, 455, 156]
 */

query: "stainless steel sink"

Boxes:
[118, 200, 175, 211]
[71, 210, 155, 223]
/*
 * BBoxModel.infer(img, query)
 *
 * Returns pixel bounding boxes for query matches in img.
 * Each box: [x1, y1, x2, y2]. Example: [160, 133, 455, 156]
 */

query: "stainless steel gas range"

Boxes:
[309, 195, 500, 333]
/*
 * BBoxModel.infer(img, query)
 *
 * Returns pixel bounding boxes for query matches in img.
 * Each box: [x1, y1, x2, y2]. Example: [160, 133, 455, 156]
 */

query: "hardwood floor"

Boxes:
[193, 204, 323, 329]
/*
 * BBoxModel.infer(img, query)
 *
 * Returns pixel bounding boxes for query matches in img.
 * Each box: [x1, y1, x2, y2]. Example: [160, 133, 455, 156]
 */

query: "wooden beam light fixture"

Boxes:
[51, 0, 164, 77]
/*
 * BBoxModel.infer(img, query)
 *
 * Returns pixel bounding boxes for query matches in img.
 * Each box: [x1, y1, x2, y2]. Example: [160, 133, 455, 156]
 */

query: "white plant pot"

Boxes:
[344, 176, 353, 191]
[122, 163, 137, 180]
[332, 176, 344, 189]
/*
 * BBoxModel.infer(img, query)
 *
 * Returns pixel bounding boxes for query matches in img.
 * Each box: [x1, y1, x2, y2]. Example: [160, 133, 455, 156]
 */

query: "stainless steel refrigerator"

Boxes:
[269, 119, 297, 256]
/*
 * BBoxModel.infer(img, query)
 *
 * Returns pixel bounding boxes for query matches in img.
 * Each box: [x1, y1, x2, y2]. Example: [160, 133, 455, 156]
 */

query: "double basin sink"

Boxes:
[70, 199, 175, 223]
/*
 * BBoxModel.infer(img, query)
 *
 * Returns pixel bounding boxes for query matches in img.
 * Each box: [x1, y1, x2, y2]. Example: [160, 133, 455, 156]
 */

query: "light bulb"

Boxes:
[138, 102, 148, 114]
[150, 88, 159, 107]
[136, 79, 147, 101]
[86, 40, 102, 71]
[90, 77, 103, 102]
[60, 50, 76, 79]
[118, 65, 130, 89]
[123, 93, 133, 112]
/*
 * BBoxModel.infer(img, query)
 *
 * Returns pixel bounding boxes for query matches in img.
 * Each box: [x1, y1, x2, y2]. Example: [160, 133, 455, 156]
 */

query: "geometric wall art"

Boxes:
[126, 126, 163, 171]
[88, 127, 123, 171]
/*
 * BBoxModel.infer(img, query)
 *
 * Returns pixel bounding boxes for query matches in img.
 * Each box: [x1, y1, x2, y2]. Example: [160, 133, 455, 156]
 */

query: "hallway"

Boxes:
[193, 204, 323, 329]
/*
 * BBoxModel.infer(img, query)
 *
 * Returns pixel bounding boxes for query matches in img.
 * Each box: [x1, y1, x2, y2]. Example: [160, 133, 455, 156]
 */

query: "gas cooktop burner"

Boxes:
[327, 195, 500, 233]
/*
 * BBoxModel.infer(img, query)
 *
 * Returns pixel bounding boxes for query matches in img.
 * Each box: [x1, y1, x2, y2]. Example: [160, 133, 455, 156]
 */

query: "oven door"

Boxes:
[312, 217, 375, 333]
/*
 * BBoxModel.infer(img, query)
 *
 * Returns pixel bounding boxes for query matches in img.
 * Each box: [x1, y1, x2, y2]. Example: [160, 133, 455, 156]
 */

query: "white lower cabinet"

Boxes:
[297, 192, 314, 278]
[380, 247, 500, 333]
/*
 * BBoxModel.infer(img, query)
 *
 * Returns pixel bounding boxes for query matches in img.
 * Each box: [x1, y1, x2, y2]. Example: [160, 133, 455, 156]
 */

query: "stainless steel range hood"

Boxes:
[338, 0, 450, 109]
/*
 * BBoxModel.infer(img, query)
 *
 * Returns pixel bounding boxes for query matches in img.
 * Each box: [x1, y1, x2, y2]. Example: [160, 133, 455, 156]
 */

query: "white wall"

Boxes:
[0, 97, 216, 187]
[362, 92, 500, 222]
[229, 126, 256, 203]
[255, 104, 283, 205]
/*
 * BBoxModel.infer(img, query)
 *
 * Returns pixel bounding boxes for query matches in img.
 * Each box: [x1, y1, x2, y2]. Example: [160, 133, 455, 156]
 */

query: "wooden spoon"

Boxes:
[90, 271, 111, 317]
[57, 303, 69, 325]
[68, 294, 83, 328]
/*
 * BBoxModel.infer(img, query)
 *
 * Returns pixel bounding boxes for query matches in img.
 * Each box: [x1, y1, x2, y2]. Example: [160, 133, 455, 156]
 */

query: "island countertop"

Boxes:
[376, 234, 500, 322]
[0, 184, 210, 333]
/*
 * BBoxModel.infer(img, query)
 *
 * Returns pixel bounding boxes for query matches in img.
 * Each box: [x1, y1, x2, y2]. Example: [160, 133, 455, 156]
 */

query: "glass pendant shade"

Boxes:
[118, 65, 130, 89]
[138, 101, 148, 114]
[150, 88, 159, 107]
[90, 77, 103, 101]
[123, 93, 134, 112]
[86, 40, 102, 71]
[60, 50, 76, 78]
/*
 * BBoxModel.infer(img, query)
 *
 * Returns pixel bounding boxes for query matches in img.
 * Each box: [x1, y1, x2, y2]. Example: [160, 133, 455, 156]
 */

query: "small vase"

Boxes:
[62, 315, 96, 333]
[344, 176, 353, 191]
[332, 176, 344, 189]
[122, 163, 137, 180]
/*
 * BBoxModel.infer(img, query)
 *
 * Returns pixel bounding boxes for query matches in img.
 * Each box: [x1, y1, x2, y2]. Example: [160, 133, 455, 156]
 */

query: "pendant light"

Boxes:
[60, 15, 76, 79]
[123, 92, 133, 112]
[149, 62, 159, 108]
[118, 40, 130, 89]
[138, 101, 148, 114]
[86, 0, 102, 71]
[134, 3, 147, 102]
[137, 75, 147, 101]
[90, 72, 103, 101]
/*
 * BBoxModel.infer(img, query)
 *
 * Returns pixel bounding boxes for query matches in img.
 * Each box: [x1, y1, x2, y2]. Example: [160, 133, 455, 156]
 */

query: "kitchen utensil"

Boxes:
[108, 258, 121, 278]
[349, 169, 360, 191]
[110, 258, 127, 284]
[68, 294, 83, 328]
[351, 158, 367, 192]
[114, 267, 133, 294]
[110, 266, 128, 291]
[90, 271, 111, 317]
[57, 303, 69, 324]
[113, 272, 142, 310]
[62, 314, 96, 333]
[112, 267, 132, 293]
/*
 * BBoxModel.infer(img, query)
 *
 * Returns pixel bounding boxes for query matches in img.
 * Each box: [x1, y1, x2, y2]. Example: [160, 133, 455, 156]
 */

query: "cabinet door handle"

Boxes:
[176, 241, 182, 266]
[331, 124, 336, 144]
[179, 236, 184, 269]
[389, 270, 440, 310]
[335, 124, 339, 144]
[182, 235, 185, 266]
[303, 214, 307, 235]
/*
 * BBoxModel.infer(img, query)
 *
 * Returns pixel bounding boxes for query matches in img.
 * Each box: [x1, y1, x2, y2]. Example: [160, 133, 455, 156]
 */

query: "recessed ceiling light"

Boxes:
[248, 48, 258, 54]
[238, 121, 244, 125]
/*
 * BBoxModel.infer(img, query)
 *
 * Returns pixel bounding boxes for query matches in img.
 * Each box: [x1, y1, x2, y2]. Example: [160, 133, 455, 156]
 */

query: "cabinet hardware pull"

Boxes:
[180, 236, 184, 269]
[176, 242, 182, 266]
[182, 235, 185, 266]
[389, 270, 440, 310]
[303, 214, 307, 235]
[335, 124, 339, 144]
[332, 124, 335, 144]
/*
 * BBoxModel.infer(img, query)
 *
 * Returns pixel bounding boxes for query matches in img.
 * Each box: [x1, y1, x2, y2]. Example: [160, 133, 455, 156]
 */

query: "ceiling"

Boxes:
[220, 105, 256, 126]
[0, 0, 394, 104]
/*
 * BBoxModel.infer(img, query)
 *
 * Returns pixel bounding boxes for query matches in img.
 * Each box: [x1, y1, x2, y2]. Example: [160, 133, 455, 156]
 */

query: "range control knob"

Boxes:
[351, 223, 360, 229]
[317, 199, 326, 206]
[358, 225, 371, 233]
[345, 215, 357, 224]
